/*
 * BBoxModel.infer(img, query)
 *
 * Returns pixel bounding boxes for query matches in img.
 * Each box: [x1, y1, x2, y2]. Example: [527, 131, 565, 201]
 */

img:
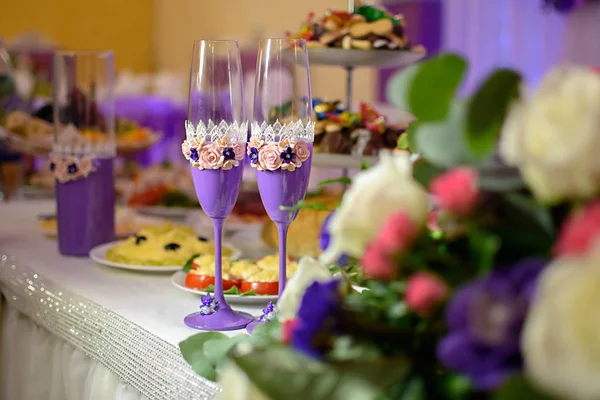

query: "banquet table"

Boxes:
[0, 199, 265, 400]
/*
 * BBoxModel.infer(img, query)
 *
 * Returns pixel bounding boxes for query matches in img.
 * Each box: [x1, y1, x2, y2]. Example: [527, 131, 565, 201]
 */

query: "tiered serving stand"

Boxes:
[308, 0, 425, 171]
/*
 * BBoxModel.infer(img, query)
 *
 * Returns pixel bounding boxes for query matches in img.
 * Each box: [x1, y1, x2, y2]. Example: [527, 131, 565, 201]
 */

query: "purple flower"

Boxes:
[437, 258, 546, 390]
[259, 301, 277, 322]
[49, 162, 56, 172]
[544, 0, 584, 12]
[67, 163, 78, 174]
[320, 212, 348, 266]
[222, 147, 235, 160]
[249, 147, 259, 164]
[280, 147, 296, 164]
[291, 280, 341, 358]
[190, 148, 199, 162]
[199, 293, 219, 316]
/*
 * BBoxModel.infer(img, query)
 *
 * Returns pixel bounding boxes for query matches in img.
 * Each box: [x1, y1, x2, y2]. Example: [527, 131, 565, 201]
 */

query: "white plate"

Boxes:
[307, 48, 425, 68]
[89, 240, 242, 273]
[134, 206, 195, 219]
[170, 271, 277, 304]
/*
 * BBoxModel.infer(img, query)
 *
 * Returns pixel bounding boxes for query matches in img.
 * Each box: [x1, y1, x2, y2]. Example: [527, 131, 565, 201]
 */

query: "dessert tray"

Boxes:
[307, 47, 425, 68]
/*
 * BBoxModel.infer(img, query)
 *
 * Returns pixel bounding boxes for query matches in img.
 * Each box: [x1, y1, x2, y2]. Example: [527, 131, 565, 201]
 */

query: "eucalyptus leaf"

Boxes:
[397, 134, 410, 150]
[386, 63, 421, 112]
[203, 334, 250, 366]
[412, 158, 445, 189]
[408, 54, 468, 121]
[414, 102, 479, 167]
[405, 121, 420, 152]
[465, 69, 521, 158]
[399, 376, 426, 400]
[504, 193, 554, 235]
[179, 332, 229, 381]
[493, 375, 556, 400]
[231, 346, 410, 400]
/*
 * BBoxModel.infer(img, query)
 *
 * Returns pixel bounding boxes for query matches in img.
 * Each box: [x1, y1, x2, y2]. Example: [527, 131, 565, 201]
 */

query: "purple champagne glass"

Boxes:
[247, 39, 314, 332]
[53, 51, 116, 256]
[182, 40, 253, 331]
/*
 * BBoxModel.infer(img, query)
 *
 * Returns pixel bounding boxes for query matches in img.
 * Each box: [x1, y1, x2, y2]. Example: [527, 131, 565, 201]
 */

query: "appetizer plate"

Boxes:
[170, 271, 278, 305]
[89, 241, 241, 273]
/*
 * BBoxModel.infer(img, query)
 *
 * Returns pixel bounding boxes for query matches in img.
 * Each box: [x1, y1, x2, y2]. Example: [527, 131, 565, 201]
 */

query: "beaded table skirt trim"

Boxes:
[0, 252, 220, 400]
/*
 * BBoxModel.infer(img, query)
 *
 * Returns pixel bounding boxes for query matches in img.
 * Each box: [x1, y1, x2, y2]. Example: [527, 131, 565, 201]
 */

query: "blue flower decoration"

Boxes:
[320, 211, 348, 266]
[190, 148, 199, 162]
[222, 147, 235, 160]
[291, 280, 341, 358]
[249, 147, 259, 164]
[49, 162, 56, 172]
[280, 147, 296, 164]
[67, 163, 78, 175]
[199, 293, 219, 316]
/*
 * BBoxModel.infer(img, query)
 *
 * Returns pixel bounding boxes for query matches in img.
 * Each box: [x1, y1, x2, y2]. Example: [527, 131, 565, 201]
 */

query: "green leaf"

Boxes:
[405, 121, 420, 151]
[182, 253, 200, 272]
[201, 284, 257, 296]
[468, 228, 501, 274]
[493, 375, 557, 400]
[179, 332, 228, 381]
[399, 377, 426, 400]
[230, 346, 410, 400]
[408, 54, 468, 121]
[203, 334, 250, 366]
[465, 69, 521, 158]
[504, 193, 554, 235]
[360, 159, 371, 170]
[412, 158, 445, 189]
[386, 63, 421, 112]
[319, 177, 352, 187]
[280, 200, 329, 212]
[413, 102, 479, 168]
[397, 134, 410, 150]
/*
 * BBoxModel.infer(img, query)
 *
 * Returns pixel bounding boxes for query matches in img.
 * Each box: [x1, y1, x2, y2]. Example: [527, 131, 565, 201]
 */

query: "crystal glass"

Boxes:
[183, 40, 252, 331]
[53, 51, 116, 256]
[247, 39, 313, 332]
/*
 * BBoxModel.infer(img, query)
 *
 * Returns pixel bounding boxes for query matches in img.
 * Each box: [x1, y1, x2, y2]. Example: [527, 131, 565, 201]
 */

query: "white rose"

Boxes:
[500, 67, 600, 204]
[218, 362, 270, 400]
[522, 243, 600, 400]
[320, 150, 429, 262]
[277, 257, 333, 321]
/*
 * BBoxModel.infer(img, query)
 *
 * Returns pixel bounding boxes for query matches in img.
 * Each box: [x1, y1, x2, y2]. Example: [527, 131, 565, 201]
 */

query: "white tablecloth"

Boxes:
[0, 199, 267, 400]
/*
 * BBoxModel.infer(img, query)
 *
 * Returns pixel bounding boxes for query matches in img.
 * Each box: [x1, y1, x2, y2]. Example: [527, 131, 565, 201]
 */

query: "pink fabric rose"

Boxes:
[430, 168, 479, 217]
[232, 142, 245, 161]
[181, 141, 191, 160]
[405, 272, 449, 316]
[375, 211, 418, 254]
[258, 144, 283, 171]
[293, 141, 311, 163]
[554, 201, 600, 257]
[77, 156, 94, 177]
[360, 241, 396, 279]
[198, 142, 223, 170]
[54, 160, 70, 183]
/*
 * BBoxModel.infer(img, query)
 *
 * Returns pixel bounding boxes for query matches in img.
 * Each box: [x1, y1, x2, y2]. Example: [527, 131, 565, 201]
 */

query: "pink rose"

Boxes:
[198, 142, 223, 170]
[54, 160, 70, 183]
[181, 141, 191, 160]
[360, 241, 396, 279]
[293, 141, 311, 163]
[232, 142, 245, 161]
[430, 168, 479, 217]
[258, 144, 283, 171]
[375, 212, 418, 254]
[405, 272, 449, 316]
[554, 201, 600, 257]
[77, 156, 94, 177]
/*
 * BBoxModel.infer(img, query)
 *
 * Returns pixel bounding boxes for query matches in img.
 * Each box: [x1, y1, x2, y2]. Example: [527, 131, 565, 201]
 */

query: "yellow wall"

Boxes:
[0, 0, 154, 72]
[153, 0, 376, 103]
[0, 0, 375, 102]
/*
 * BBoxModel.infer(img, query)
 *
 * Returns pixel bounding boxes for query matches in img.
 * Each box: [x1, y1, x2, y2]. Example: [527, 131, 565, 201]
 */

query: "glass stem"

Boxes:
[276, 222, 290, 299]
[212, 217, 228, 307]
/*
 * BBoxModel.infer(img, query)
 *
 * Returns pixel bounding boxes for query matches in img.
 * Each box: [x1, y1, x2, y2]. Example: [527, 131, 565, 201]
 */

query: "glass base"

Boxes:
[246, 319, 265, 334]
[184, 308, 253, 331]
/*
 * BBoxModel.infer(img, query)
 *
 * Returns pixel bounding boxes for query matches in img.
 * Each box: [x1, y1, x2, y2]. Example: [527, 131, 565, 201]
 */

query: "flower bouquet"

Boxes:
[180, 54, 600, 400]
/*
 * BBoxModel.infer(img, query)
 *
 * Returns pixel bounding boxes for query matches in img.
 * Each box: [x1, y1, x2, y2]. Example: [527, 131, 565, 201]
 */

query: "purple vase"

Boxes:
[56, 158, 115, 256]
[185, 164, 253, 331]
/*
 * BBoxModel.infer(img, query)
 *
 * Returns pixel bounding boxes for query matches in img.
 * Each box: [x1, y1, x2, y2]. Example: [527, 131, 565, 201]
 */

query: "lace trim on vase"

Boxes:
[52, 124, 117, 158]
[250, 120, 315, 144]
[184, 120, 248, 143]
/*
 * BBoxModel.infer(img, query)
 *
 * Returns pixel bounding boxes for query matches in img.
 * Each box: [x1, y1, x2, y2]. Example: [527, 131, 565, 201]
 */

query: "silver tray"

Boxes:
[307, 48, 426, 68]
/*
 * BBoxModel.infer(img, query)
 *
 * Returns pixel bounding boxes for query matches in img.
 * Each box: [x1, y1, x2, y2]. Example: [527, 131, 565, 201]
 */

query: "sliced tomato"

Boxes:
[184, 273, 238, 291]
[240, 281, 279, 295]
